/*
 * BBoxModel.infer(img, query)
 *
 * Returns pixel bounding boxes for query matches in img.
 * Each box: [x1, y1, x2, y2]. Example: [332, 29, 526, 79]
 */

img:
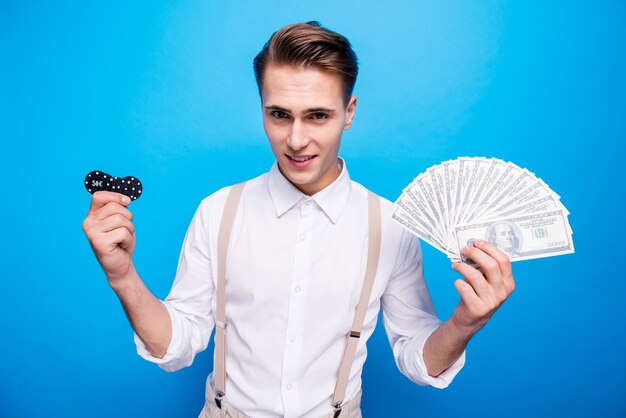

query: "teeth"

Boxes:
[292, 156, 312, 162]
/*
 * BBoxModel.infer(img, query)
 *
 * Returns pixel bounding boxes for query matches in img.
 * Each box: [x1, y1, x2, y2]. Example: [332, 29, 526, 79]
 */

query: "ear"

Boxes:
[343, 96, 357, 130]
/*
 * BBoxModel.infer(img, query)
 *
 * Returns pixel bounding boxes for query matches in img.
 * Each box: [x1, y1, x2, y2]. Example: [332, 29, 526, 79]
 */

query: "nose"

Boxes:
[286, 119, 309, 151]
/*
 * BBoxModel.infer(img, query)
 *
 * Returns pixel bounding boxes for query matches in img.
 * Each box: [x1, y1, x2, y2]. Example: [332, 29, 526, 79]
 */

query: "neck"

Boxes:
[278, 159, 342, 196]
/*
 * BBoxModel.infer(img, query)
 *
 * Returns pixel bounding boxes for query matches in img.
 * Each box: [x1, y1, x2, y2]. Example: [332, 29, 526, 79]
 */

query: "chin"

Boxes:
[287, 173, 317, 187]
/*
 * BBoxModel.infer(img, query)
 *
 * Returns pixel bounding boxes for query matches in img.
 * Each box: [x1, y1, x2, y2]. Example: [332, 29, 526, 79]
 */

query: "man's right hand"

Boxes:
[82, 191, 136, 287]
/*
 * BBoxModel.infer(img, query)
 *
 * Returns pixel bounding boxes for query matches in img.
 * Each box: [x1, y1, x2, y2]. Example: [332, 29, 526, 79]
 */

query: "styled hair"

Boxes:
[253, 21, 359, 105]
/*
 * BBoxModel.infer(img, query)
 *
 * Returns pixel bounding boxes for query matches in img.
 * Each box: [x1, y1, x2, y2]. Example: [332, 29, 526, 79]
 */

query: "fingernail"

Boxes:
[461, 246, 469, 254]
[474, 239, 484, 246]
[122, 196, 130, 204]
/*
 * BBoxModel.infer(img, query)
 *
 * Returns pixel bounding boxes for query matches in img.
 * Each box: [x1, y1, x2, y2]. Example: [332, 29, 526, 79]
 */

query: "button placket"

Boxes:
[280, 200, 314, 415]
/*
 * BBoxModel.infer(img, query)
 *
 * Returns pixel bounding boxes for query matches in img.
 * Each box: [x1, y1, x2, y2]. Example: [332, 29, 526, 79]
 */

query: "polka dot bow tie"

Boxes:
[84, 170, 143, 201]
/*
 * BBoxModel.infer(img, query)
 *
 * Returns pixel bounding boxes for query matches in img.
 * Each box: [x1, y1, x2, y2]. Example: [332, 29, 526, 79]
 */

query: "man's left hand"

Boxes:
[450, 239, 516, 337]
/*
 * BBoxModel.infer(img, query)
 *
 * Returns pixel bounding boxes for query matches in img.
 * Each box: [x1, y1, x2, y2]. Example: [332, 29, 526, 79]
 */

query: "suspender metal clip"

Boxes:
[349, 330, 360, 339]
[215, 390, 225, 409]
[332, 402, 342, 418]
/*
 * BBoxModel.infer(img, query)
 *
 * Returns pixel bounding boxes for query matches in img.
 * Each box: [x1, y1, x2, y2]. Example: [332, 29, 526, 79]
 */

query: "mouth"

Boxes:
[286, 154, 317, 168]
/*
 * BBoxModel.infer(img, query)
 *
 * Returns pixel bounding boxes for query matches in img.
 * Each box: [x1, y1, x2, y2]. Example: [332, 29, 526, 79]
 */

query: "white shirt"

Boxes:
[134, 158, 465, 418]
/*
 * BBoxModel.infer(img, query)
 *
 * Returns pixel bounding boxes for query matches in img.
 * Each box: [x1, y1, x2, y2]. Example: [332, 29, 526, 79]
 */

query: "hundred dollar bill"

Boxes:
[463, 158, 508, 223]
[454, 157, 477, 226]
[458, 157, 490, 225]
[395, 195, 444, 246]
[472, 167, 538, 221]
[442, 159, 459, 231]
[469, 162, 519, 221]
[407, 175, 447, 240]
[392, 206, 448, 253]
[427, 163, 450, 238]
[454, 210, 574, 262]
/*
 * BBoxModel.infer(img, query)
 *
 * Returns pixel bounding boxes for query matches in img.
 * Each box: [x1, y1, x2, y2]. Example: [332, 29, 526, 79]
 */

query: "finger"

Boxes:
[104, 227, 133, 251]
[453, 278, 481, 307]
[126, 230, 137, 253]
[452, 261, 491, 299]
[91, 201, 134, 223]
[92, 214, 135, 236]
[118, 228, 135, 251]
[88, 191, 130, 214]
[461, 245, 502, 286]
[473, 239, 513, 279]
[83, 202, 132, 235]
[104, 214, 135, 235]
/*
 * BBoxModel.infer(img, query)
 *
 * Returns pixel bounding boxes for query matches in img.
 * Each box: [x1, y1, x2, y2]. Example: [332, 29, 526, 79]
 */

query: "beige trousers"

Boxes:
[198, 374, 362, 418]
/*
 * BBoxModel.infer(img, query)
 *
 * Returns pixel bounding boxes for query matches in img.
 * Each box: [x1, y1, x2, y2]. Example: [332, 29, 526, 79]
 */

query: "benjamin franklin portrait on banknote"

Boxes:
[486, 221, 522, 257]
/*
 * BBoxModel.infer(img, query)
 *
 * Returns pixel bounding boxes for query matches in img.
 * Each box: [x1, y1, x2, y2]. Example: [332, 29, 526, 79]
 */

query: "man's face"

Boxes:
[493, 224, 516, 252]
[261, 64, 356, 196]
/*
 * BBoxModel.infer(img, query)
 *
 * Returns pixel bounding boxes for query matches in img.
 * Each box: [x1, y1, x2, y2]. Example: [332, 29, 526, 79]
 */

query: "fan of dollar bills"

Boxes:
[392, 157, 574, 263]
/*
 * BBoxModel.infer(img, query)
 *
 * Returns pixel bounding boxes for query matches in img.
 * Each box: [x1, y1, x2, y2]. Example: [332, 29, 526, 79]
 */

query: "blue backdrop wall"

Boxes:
[1, 1, 624, 417]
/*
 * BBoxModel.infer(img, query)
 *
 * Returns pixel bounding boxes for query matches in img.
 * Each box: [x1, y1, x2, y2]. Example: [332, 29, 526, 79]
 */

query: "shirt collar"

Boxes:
[267, 157, 352, 224]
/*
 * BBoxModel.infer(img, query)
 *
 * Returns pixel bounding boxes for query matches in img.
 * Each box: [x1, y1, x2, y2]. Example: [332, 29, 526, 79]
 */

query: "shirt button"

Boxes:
[286, 383, 293, 391]
[299, 233, 306, 242]
[305, 200, 312, 206]
[289, 335, 296, 343]
[294, 285, 302, 293]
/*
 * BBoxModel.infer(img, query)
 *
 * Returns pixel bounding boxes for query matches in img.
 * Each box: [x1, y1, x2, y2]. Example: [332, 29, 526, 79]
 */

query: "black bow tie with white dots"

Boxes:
[84, 170, 143, 201]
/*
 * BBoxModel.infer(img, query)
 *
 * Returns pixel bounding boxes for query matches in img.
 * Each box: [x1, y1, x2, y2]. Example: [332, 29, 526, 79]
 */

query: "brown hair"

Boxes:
[253, 21, 359, 105]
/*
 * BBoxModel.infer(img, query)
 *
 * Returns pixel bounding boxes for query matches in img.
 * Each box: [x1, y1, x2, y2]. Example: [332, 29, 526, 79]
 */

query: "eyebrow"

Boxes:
[264, 105, 337, 114]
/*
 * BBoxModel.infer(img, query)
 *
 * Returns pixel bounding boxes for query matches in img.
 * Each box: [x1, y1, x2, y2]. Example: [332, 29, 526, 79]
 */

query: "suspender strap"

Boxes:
[332, 191, 382, 416]
[214, 182, 246, 407]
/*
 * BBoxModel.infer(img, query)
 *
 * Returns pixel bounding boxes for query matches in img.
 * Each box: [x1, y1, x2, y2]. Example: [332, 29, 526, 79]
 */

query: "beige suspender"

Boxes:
[214, 183, 382, 417]
[331, 190, 381, 417]
[214, 181, 246, 407]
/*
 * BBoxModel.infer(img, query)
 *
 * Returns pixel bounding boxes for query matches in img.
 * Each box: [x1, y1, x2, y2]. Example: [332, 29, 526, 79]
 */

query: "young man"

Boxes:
[82, 21, 515, 418]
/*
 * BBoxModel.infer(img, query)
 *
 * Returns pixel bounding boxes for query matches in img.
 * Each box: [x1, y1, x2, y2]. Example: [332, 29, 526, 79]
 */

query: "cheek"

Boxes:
[315, 121, 344, 148]
[266, 135, 283, 156]
[263, 120, 284, 145]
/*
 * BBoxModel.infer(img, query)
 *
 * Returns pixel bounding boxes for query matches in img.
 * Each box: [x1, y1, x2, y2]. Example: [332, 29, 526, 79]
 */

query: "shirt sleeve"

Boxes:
[133, 198, 216, 372]
[381, 228, 465, 388]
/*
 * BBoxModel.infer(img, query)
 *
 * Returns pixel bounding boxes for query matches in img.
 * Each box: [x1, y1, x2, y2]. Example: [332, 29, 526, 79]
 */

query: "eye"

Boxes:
[271, 110, 290, 119]
[310, 112, 328, 120]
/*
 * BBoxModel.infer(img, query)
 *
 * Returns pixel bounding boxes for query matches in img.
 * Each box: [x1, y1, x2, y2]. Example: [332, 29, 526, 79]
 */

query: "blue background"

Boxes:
[1, 1, 624, 417]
